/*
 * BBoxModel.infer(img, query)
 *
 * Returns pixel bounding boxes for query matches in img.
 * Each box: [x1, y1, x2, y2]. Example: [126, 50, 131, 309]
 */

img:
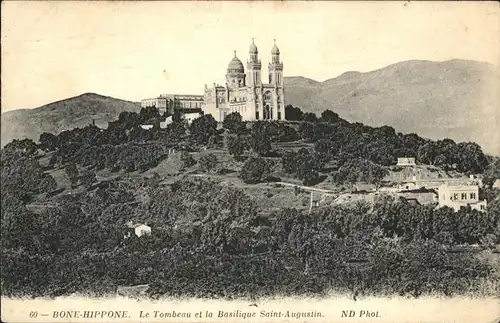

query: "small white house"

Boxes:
[493, 179, 500, 189]
[125, 222, 152, 238]
[134, 224, 151, 237]
[397, 157, 416, 167]
[140, 124, 154, 130]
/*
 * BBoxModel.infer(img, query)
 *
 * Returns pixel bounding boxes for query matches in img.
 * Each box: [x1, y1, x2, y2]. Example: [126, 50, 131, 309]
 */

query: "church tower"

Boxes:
[268, 39, 284, 119]
[268, 39, 283, 86]
[247, 38, 262, 87]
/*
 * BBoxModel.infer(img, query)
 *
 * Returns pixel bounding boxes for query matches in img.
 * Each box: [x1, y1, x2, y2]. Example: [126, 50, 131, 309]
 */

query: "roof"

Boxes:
[400, 188, 437, 194]
[271, 39, 280, 55]
[249, 38, 258, 53]
[404, 198, 421, 206]
[493, 179, 500, 188]
[126, 222, 150, 229]
[227, 51, 245, 73]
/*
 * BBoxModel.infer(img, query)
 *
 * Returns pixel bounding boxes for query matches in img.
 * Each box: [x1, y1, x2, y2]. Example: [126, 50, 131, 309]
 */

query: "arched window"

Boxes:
[264, 91, 272, 101]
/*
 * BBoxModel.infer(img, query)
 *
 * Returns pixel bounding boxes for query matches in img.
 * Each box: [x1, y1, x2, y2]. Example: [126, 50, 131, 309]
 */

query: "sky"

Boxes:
[1, 1, 499, 112]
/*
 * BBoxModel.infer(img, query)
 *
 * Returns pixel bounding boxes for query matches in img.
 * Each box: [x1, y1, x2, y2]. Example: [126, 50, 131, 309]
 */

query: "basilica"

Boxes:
[203, 39, 285, 122]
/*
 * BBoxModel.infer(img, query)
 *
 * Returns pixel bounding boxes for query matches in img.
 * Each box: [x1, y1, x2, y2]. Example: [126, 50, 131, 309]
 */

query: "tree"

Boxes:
[189, 114, 217, 145]
[433, 139, 459, 170]
[199, 153, 218, 173]
[1, 194, 37, 250]
[239, 157, 274, 183]
[302, 113, 318, 122]
[208, 134, 223, 149]
[298, 122, 319, 142]
[118, 111, 141, 130]
[332, 158, 388, 184]
[314, 139, 335, 163]
[250, 122, 272, 156]
[39, 133, 58, 152]
[223, 112, 245, 134]
[172, 109, 182, 123]
[4, 139, 38, 155]
[456, 142, 488, 174]
[296, 155, 321, 186]
[417, 142, 438, 165]
[65, 163, 79, 188]
[1, 154, 46, 197]
[227, 136, 247, 158]
[180, 151, 196, 169]
[139, 106, 160, 123]
[483, 159, 500, 188]
[320, 109, 340, 123]
[276, 123, 299, 142]
[285, 105, 304, 121]
[167, 119, 187, 138]
[281, 151, 298, 174]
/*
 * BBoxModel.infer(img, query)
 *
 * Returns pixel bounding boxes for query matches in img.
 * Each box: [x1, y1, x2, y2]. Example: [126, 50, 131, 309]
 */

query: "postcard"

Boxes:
[1, 1, 499, 322]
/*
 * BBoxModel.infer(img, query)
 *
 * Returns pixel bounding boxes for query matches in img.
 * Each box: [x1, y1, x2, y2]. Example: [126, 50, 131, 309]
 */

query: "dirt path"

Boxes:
[188, 173, 337, 194]
[274, 181, 337, 194]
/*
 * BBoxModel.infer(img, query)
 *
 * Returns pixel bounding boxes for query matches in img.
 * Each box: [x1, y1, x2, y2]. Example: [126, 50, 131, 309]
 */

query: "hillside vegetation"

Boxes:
[2, 107, 499, 299]
[284, 59, 500, 155]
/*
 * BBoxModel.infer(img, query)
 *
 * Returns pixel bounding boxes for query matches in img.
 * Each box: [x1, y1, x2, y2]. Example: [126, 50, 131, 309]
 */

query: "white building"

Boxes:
[493, 179, 500, 189]
[160, 116, 173, 129]
[203, 39, 285, 122]
[183, 112, 203, 124]
[140, 124, 154, 130]
[397, 157, 416, 167]
[437, 183, 487, 212]
[141, 94, 204, 116]
[125, 222, 152, 238]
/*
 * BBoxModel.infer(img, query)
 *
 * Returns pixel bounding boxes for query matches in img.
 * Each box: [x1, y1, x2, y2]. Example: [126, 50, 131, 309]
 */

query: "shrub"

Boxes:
[64, 163, 79, 188]
[227, 136, 247, 158]
[239, 157, 274, 183]
[189, 114, 217, 145]
[223, 112, 245, 134]
[250, 122, 272, 156]
[180, 151, 196, 169]
[199, 153, 218, 173]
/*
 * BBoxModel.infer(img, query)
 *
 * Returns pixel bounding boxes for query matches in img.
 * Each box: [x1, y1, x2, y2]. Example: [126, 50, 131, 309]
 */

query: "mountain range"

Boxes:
[284, 59, 499, 155]
[2, 59, 499, 155]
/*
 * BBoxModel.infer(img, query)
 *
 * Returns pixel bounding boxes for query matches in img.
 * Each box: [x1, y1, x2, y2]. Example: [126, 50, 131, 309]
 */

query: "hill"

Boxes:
[284, 59, 500, 155]
[1, 93, 141, 146]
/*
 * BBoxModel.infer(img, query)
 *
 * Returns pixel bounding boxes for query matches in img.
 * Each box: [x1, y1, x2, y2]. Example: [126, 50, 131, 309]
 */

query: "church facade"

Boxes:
[203, 39, 285, 122]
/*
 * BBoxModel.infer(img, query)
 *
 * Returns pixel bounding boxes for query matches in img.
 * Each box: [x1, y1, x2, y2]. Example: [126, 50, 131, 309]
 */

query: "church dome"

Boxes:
[249, 38, 258, 53]
[271, 39, 280, 55]
[227, 51, 244, 73]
